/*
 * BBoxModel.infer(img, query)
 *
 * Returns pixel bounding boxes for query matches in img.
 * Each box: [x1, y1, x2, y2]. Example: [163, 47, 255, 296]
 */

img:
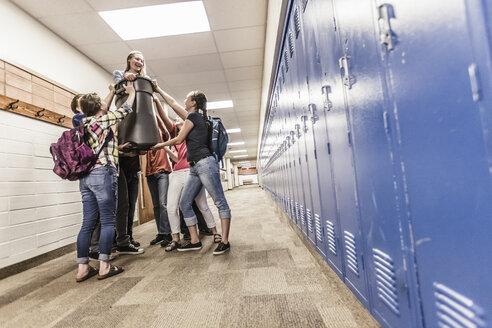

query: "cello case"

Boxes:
[114, 76, 160, 151]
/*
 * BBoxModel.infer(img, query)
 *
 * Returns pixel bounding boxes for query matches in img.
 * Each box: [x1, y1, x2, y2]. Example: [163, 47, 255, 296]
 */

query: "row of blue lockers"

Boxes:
[259, 0, 492, 327]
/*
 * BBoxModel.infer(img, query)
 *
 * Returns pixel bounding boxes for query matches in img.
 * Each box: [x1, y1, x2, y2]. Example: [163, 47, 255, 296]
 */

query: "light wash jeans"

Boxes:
[180, 156, 231, 226]
[167, 168, 216, 234]
[147, 171, 171, 234]
[77, 165, 117, 263]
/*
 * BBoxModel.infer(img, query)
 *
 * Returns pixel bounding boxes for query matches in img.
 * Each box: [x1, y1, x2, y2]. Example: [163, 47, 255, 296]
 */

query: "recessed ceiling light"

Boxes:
[233, 155, 248, 158]
[99, 1, 210, 40]
[228, 141, 245, 146]
[208, 100, 234, 109]
[229, 149, 247, 153]
[226, 128, 241, 133]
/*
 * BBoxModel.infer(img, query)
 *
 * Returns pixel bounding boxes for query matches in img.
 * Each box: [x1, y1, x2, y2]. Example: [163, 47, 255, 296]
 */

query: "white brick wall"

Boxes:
[0, 110, 82, 268]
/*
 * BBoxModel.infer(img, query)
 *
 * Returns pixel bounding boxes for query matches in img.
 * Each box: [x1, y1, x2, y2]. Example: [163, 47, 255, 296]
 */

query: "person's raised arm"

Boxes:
[104, 84, 116, 109]
[152, 80, 188, 120]
[151, 119, 194, 150]
[165, 147, 178, 163]
[153, 96, 174, 132]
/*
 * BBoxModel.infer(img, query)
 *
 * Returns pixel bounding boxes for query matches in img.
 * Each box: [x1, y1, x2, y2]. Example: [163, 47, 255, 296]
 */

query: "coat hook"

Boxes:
[36, 108, 46, 117]
[57, 115, 65, 123]
[7, 99, 19, 110]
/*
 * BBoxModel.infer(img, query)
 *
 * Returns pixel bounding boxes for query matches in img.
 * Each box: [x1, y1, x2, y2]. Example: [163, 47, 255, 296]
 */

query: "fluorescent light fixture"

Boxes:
[99, 1, 210, 40]
[226, 128, 241, 133]
[207, 100, 234, 109]
[229, 149, 247, 153]
[227, 141, 245, 146]
[233, 155, 248, 158]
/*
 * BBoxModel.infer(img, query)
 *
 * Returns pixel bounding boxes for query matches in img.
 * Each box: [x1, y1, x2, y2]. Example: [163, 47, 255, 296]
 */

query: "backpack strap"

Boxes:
[96, 129, 114, 156]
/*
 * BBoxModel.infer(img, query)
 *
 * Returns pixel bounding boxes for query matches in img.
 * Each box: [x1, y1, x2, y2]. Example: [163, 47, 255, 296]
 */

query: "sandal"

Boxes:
[97, 264, 124, 280]
[164, 240, 179, 252]
[213, 234, 222, 243]
[76, 265, 98, 283]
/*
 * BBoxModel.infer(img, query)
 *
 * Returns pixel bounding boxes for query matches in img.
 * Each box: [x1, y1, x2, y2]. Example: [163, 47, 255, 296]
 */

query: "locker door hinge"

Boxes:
[321, 85, 333, 111]
[383, 111, 391, 134]
[468, 63, 481, 102]
[327, 142, 331, 154]
[314, 149, 317, 159]
[298, 157, 301, 165]
[361, 254, 365, 271]
[378, 4, 396, 51]
[333, 17, 337, 31]
[347, 131, 352, 146]
[339, 55, 353, 89]
[305, 153, 308, 162]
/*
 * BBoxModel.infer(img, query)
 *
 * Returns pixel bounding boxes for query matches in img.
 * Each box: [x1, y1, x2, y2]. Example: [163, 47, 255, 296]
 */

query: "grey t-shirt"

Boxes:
[186, 112, 211, 162]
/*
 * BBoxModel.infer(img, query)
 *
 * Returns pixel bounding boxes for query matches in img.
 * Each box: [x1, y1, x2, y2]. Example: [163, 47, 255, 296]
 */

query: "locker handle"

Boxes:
[295, 124, 302, 138]
[289, 131, 296, 143]
[309, 104, 319, 123]
[301, 115, 309, 133]
[378, 4, 395, 51]
[321, 85, 333, 111]
[339, 55, 353, 89]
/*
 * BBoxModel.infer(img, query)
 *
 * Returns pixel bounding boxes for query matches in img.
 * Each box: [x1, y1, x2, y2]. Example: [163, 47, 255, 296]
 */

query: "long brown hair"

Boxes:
[125, 50, 147, 76]
[191, 90, 208, 120]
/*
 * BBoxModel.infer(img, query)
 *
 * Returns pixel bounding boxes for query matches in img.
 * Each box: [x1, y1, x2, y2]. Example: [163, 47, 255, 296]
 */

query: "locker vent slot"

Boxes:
[284, 51, 289, 72]
[281, 65, 285, 84]
[306, 208, 313, 233]
[294, 7, 301, 38]
[434, 282, 486, 328]
[344, 231, 359, 276]
[326, 220, 337, 255]
[372, 249, 400, 315]
[288, 32, 294, 57]
[300, 205, 306, 226]
[295, 202, 299, 222]
[302, 0, 309, 11]
[315, 214, 323, 243]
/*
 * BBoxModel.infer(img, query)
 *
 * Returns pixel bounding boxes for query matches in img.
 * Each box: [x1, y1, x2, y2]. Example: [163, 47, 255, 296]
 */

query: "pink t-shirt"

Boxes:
[172, 141, 189, 171]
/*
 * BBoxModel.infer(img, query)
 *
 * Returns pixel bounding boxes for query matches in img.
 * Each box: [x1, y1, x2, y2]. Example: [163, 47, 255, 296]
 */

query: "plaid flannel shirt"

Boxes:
[83, 102, 132, 169]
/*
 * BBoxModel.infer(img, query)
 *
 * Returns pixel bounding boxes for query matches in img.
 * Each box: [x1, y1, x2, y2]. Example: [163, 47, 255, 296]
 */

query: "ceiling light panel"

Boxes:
[99, 1, 210, 40]
[226, 128, 241, 133]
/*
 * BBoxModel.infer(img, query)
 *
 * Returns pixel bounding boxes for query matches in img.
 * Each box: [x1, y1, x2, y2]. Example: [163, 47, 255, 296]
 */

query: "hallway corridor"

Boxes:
[0, 185, 379, 328]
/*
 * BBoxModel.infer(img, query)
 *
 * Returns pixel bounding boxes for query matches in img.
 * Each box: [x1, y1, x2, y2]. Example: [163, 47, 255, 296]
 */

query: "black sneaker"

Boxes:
[213, 242, 230, 255]
[116, 244, 145, 255]
[177, 241, 202, 252]
[131, 239, 141, 247]
[150, 234, 166, 245]
[183, 233, 191, 241]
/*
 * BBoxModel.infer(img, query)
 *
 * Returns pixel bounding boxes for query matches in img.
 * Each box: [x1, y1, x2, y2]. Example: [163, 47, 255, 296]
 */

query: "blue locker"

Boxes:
[313, 0, 370, 307]
[291, 0, 319, 246]
[380, 0, 492, 326]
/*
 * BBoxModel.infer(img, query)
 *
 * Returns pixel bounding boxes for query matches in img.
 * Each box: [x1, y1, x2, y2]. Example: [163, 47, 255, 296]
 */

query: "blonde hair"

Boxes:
[125, 50, 147, 77]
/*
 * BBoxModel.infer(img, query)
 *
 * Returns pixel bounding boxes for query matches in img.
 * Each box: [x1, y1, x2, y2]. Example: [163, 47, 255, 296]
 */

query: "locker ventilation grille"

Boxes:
[344, 231, 359, 276]
[372, 249, 400, 315]
[294, 7, 301, 38]
[315, 214, 323, 243]
[281, 66, 285, 84]
[284, 51, 289, 72]
[306, 208, 313, 233]
[326, 220, 336, 255]
[288, 32, 294, 57]
[300, 205, 306, 226]
[434, 283, 486, 328]
[295, 202, 299, 222]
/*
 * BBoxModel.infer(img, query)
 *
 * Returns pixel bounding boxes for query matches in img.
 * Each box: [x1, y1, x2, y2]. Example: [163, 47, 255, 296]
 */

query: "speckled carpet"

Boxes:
[0, 184, 380, 328]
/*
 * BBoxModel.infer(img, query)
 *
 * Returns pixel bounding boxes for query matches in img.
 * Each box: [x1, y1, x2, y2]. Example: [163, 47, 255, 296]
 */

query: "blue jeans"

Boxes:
[77, 165, 118, 263]
[180, 156, 231, 226]
[147, 171, 171, 234]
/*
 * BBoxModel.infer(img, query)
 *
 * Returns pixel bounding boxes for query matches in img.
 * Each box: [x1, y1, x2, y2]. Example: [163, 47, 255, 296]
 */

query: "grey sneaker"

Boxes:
[213, 242, 230, 255]
[116, 244, 144, 255]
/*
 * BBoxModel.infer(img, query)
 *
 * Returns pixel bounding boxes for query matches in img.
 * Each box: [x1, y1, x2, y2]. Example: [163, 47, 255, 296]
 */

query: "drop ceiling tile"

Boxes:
[225, 66, 263, 81]
[235, 105, 259, 113]
[126, 32, 217, 60]
[230, 89, 261, 100]
[214, 26, 266, 53]
[204, 0, 267, 30]
[161, 70, 226, 87]
[86, 0, 185, 11]
[39, 13, 121, 46]
[234, 98, 261, 107]
[77, 42, 132, 66]
[228, 79, 261, 92]
[12, 0, 92, 18]
[220, 49, 264, 69]
[146, 53, 223, 76]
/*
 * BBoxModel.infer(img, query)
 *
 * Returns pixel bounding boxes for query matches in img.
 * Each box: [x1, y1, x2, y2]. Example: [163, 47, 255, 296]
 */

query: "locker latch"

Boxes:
[295, 124, 302, 138]
[378, 4, 395, 51]
[301, 115, 309, 133]
[308, 104, 319, 123]
[321, 85, 333, 111]
[290, 131, 296, 143]
[339, 55, 353, 89]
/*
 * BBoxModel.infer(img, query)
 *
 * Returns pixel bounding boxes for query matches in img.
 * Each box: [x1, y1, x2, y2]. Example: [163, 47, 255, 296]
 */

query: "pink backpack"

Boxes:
[50, 124, 112, 181]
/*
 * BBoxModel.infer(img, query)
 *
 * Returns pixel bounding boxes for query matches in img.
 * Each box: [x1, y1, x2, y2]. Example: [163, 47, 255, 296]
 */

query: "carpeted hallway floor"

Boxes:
[0, 184, 380, 328]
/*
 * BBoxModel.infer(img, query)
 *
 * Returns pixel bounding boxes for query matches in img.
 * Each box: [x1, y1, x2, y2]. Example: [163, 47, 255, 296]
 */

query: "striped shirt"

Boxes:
[83, 102, 132, 169]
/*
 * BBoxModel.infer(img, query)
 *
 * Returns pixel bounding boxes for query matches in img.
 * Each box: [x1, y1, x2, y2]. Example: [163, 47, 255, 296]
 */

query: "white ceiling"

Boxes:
[11, 0, 267, 164]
